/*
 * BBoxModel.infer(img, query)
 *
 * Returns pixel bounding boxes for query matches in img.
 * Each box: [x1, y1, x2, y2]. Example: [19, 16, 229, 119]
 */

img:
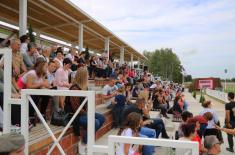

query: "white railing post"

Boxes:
[88, 91, 95, 155]
[108, 137, 115, 155]
[2, 48, 12, 134]
[21, 93, 29, 155]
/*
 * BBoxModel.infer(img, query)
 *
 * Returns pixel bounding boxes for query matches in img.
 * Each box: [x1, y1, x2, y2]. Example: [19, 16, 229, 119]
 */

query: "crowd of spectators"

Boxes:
[0, 34, 235, 155]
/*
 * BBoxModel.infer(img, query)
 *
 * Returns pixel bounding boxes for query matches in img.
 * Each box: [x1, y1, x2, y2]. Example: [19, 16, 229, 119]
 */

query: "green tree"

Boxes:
[185, 75, 193, 82]
[144, 48, 183, 83]
[27, 24, 35, 43]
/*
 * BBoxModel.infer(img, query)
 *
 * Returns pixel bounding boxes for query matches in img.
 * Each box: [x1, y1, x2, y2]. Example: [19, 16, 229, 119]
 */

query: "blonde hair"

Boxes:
[73, 67, 88, 90]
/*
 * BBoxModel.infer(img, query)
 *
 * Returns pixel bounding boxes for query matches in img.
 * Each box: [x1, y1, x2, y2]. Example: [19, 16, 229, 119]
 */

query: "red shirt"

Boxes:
[192, 133, 202, 154]
[194, 115, 208, 124]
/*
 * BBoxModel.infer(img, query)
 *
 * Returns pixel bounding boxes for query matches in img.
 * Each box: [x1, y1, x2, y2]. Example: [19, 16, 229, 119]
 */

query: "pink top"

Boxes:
[54, 67, 69, 90]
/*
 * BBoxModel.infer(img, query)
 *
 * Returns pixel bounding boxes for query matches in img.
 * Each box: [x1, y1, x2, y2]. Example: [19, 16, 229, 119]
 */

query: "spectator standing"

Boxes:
[225, 92, 235, 152]
[50, 45, 57, 60]
[54, 47, 64, 69]
[22, 42, 37, 70]
[19, 34, 30, 53]
[38, 47, 51, 63]
[9, 39, 27, 93]
[112, 87, 126, 128]
[54, 58, 72, 109]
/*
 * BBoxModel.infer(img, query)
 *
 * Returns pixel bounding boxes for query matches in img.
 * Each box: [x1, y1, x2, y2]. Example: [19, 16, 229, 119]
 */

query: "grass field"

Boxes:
[222, 82, 235, 93]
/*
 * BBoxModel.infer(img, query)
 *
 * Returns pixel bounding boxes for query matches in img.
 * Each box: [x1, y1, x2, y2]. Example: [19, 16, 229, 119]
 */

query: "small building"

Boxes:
[194, 77, 222, 90]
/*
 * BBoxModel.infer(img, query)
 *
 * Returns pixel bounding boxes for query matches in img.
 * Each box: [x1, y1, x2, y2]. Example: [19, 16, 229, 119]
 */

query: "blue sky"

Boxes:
[70, 0, 235, 79]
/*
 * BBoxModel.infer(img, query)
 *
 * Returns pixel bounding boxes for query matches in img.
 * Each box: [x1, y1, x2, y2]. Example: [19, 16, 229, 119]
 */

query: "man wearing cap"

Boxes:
[204, 135, 221, 155]
[0, 133, 25, 155]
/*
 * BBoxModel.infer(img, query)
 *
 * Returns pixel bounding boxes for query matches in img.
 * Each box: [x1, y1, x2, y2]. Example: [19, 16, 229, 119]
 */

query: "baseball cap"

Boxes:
[204, 135, 220, 149]
[0, 133, 25, 152]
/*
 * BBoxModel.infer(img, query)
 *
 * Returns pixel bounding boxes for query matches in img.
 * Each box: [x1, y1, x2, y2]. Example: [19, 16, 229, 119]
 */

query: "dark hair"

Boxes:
[187, 117, 198, 125]
[34, 58, 47, 78]
[63, 58, 72, 65]
[118, 112, 141, 135]
[174, 95, 181, 104]
[56, 50, 63, 56]
[80, 51, 86, 56]
[181, 123, 196, 137]
[181, 111, 193, 122]
[48, 60, 56, 65]
[203, 112, 213, 121]
[56, 47, 63, 52]
[202, 100, 211, 108]
[125, 83, 133, 90]
[228, 92, 234, 100]
[27, 42, 37, 51]
[20, 34, 29, 43]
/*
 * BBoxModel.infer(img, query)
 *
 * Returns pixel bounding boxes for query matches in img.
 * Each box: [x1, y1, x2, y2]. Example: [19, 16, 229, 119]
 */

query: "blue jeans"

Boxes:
[183, 101, 188, 111]
[79, 113, 105, 143]
[139, 133, 154, 155]
[146, 118, 168, 138]
[140, 127, 156, 138]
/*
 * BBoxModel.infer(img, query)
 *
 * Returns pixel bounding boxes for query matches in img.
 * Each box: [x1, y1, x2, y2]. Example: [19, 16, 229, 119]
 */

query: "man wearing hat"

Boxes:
[204, 135, 221, 155]
[0, 133, 25, 155]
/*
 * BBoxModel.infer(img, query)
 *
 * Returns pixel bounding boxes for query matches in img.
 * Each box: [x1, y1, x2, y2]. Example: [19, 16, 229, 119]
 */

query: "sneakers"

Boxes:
[226, 147, 234, 153]
[78, 141, 87, 155]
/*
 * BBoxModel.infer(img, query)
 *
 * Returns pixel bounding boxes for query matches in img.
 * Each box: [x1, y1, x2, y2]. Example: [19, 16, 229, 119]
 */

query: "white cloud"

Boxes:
[70, 0, 235, 78]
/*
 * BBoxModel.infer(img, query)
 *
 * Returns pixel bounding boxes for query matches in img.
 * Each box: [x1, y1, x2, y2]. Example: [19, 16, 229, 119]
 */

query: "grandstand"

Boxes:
[1, 1, 222, 155]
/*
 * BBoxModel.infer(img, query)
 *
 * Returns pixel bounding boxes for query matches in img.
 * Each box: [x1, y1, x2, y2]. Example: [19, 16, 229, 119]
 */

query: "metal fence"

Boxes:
[206, 89, 228, 102]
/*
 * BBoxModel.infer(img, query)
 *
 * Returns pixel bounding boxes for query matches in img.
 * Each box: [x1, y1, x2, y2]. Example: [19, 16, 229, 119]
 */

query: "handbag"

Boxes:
[50, 110, 70, 126]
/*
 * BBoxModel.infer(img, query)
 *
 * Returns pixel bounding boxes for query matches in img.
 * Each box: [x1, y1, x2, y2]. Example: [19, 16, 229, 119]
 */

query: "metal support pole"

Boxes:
[120, 46, 124, 65]
[19, 0, 27, 36]
[131, 54, 133, 69]
[105, 37, 110, 60]
[79, 23, 83, 52]
[137, 57, 140, 69]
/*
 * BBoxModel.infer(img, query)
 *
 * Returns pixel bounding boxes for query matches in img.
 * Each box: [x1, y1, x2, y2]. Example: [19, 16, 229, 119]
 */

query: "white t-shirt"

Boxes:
[102, 84, 118, 105]
[116, 128, 135, 155]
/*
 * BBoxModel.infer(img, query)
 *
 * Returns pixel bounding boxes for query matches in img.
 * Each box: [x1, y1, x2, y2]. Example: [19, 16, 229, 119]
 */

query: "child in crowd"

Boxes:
[112, 86, 126, 128]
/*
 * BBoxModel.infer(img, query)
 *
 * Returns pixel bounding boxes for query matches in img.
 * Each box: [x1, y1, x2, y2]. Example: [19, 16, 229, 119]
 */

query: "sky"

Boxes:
[70, 0, 235, 79]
